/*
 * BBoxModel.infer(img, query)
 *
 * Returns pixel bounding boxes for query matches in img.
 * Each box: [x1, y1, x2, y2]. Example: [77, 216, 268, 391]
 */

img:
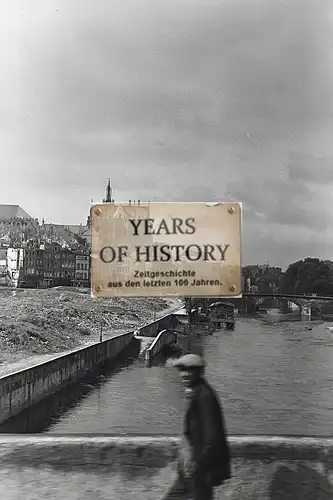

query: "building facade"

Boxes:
[0, 247, 6, 286]
[1, 181, 117, 289]
[74, 253, 90, 287]
[6, 248, 24, 287]
[18, 244, 76, 288]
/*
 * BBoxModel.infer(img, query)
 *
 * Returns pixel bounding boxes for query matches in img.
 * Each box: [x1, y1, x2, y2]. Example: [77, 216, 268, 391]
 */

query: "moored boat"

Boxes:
[210, 301, 235, 329]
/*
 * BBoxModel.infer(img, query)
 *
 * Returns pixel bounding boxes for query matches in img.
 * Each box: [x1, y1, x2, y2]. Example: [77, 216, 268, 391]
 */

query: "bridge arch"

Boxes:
[256, 296, 305, 310]
[282, 299, 324, 314]
[254, 296, 323, 314]
[243, 293, 333, 316]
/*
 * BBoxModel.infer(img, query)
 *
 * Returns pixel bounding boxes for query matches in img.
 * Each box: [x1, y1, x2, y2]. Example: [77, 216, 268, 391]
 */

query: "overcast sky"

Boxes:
[1, 0, 333, 268]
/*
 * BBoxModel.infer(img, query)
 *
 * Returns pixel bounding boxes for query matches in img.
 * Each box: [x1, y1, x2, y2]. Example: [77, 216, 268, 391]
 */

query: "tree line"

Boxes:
[280, 258, 333, 296]
[243, 258, 333, 297]
[182, 258, 333, 311]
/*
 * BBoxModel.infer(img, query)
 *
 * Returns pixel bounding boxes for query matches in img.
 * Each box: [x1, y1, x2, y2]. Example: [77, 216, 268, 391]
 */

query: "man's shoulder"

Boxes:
[197, 379, 220, 404]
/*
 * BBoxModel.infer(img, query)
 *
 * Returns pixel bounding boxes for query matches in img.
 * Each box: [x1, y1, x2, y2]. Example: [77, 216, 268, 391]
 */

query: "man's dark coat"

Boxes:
[184, 378, 231, 485]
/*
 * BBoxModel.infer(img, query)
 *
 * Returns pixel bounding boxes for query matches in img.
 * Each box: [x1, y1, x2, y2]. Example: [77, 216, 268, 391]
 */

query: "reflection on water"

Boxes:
[4, 311, 333, 436]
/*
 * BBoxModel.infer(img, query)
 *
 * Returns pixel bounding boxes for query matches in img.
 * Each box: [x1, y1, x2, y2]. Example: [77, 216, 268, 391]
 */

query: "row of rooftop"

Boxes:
[0, 179, 118, 249]
[0, 245, 90, 289]
[0, 179, 153, 289]
[0, 179, 152, 251]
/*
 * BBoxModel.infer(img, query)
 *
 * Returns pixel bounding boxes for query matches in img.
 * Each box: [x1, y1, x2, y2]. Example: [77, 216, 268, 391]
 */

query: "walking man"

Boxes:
[165, 354, 231, 499]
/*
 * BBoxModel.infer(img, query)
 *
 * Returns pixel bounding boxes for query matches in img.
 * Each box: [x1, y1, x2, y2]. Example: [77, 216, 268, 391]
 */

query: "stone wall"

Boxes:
[138, 313, 180, 337]
[0, 332, 133, 424]
[145, 329, 177, 366]
[0, 436, 332, 499]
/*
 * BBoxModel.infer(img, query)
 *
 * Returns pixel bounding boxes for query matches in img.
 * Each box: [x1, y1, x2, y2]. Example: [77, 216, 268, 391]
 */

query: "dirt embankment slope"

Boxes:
[0, 287, 170, 367]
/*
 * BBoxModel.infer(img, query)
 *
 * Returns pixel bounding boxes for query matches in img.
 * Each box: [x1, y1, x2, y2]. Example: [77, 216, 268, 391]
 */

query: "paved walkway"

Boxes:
[0, 330, 126, 378]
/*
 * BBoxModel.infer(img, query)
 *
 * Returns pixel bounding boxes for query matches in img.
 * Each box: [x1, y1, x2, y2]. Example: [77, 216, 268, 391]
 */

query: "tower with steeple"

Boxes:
[87, 179, 114, 228]
[103, 178, 112, 203]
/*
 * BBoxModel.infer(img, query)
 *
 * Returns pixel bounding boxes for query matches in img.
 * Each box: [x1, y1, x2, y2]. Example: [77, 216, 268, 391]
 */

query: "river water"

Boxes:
[40, 310, 333, 437]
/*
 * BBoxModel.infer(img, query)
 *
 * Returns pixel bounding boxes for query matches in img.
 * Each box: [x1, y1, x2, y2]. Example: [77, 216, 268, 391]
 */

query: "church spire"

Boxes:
[103, 178, 112, 203]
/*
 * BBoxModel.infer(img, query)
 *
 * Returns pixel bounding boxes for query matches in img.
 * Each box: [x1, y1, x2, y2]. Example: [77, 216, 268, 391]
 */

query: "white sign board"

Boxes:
[91, 202, 242, 298]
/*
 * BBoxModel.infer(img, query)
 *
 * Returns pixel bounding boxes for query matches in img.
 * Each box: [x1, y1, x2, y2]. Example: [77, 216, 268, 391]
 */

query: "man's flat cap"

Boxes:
[173, 354, 205, 369]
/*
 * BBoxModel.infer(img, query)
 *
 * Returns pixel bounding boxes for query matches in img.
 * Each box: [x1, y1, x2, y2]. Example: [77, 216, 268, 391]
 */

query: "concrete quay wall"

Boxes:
[137, 313, 180, 337]
[0, 435, 332, 499]
[0, 310, 179, 425]
[0, 332, 134, 424]
[145, 329, 177, 366]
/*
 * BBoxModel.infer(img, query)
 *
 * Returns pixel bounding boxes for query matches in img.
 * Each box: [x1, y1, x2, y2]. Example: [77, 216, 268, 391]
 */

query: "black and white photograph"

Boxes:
[0, 0, 332, 498]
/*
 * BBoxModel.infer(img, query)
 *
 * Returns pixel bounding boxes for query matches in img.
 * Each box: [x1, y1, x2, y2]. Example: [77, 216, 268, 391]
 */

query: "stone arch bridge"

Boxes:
[242, 293, 333, 315]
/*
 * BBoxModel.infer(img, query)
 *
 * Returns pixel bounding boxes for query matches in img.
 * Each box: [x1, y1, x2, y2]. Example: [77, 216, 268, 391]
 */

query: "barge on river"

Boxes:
[209, 301, 235, 329]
